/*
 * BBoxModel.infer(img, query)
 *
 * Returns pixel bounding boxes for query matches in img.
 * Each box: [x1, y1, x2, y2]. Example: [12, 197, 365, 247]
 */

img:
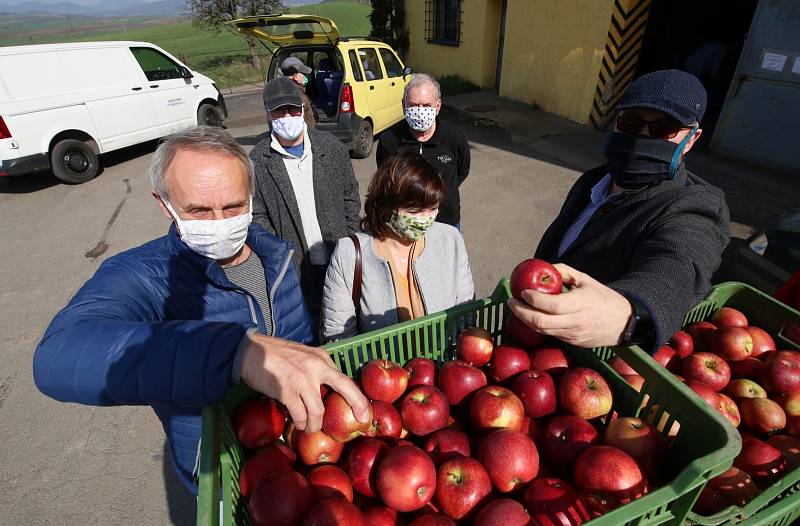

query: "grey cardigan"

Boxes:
[321, 223, 475, 341]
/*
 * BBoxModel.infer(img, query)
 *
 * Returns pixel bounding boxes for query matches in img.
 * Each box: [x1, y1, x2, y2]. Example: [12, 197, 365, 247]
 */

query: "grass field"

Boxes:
[0, 2, 371, 89]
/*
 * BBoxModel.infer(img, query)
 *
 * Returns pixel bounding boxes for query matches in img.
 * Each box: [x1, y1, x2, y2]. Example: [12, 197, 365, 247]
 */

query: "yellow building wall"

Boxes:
[404, 0, 502, 89]
[499, 0, 614, 124]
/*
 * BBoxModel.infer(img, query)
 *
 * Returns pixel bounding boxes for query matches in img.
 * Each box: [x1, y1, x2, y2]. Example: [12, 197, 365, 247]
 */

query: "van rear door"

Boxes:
[58, 45, 160, 151]
[130, 46, 197, 136]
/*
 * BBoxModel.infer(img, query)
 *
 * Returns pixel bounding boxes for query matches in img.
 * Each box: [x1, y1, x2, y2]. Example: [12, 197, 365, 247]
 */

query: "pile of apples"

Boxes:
[231, 260, 668, 526]
[611, 306, 800, 515]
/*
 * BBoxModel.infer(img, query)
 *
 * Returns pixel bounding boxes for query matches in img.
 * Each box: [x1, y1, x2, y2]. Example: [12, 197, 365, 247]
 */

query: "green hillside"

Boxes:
[0, 2, 371, 89]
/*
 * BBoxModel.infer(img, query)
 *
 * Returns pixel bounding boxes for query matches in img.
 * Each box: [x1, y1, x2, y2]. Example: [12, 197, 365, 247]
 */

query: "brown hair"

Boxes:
[361, 149, 445, 239]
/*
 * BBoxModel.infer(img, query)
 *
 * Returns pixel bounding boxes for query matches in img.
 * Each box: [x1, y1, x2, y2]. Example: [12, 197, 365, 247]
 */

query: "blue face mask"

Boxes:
[604, 128, 698, 190]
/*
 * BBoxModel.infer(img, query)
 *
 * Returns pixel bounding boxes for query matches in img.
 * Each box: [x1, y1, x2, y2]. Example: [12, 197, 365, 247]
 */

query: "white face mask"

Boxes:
[272, 114, 305, 141]
[404, 106, 437, 132]
[164, 198, 252, 260]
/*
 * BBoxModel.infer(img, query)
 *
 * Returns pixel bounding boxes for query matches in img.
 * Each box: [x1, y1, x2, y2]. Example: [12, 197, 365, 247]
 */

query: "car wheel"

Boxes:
[351, 120, 373, 159]
[50, 139, 99, 184]
[198, 103, 224, 127]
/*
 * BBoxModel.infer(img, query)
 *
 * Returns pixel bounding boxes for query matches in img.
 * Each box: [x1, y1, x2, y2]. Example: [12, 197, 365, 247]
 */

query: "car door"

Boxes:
[377, 46, 407, 131]
[57, 46, 159, 151]
[130, 46, 196, 136]
[346, 48, 371, 120]
[357, 46, 392, 132]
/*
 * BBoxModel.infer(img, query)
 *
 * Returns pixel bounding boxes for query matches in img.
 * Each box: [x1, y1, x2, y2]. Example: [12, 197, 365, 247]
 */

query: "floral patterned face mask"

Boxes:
[387, 209, 438, 241]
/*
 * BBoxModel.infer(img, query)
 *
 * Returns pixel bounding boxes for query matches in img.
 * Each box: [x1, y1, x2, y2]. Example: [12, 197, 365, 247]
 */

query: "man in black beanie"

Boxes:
[509, 69, 730, 353]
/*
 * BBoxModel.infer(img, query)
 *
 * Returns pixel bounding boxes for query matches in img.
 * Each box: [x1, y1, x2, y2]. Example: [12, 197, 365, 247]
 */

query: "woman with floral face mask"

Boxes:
[321, 150, 475, 341]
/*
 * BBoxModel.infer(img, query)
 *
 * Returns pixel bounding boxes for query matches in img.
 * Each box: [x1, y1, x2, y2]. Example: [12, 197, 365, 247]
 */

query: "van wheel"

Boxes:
[51, 139, 99, 184]
[198, 103, 224, 127]
[352, 120, 373, 159]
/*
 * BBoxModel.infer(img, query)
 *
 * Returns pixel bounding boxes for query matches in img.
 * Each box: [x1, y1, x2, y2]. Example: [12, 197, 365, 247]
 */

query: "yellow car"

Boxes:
[232, 14, 410, 158]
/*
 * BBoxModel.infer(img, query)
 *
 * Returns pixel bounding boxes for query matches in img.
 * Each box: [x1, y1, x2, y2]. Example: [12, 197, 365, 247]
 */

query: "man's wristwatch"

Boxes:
[621, 296, 655, 347]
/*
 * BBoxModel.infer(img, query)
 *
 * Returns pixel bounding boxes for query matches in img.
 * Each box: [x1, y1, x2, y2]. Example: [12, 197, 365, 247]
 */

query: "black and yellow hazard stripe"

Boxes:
[589, 0, 654, 128]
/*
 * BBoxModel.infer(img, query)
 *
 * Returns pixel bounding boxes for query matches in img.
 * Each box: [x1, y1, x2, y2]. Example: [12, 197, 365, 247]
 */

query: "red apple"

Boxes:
[345, 438, 390, 498]
[603, 416, 668, 481]
[400, 386, 450, 436]
[710, 307, 748, 328]
[723, 379, 768, 401]
[290, 426, 345, 466]
[361, 359, 410, 404]
[748, 326, 776, 358]
[767, 434, 800, 469]
[609, 356, 637, 376]
[424, 428, 471, 466]
[730, 358, 765, 380]
[322, 392, 372, 443]
[367, 400, 403, 440]
[684, 321, 718, 352]
[529, 346, 572, 380]
[457, 327, 494, 367]
[692, 485, 728, 515]
[777, 392, 800, 417]
[362, 505, 402, 526]
[302, 499, 367, 526]
[708, 466, 759, 507]
[558, 367, 613, 420]
[653, 344, 680, 371]
[510, 258, 563, 299]
[573, 446, 648, 515]
[405, 357, 438, 387]
[408, 515, 455, 526]
[681, 352, 731, 391]
[235, 396, 286, 450]
[717, 393, 742, 428]
[740, 398, 786, 433]
[512, 369, 557, 418]
[623, 374, 650, 409]
[505, 313, 547, 348]
[685, 380, 721, 408]
[249, 470, 312, 526]
[734, 438, 787, 488]
[438, 360, 487, 406]
[670, 330, 694, 359]
[478, 429, 539, 492]
[470, 386, 525, 433]
[376, 445, 437, 512]
[307, 465, 353, 503]
[541, 415, 600, 468]
[474, 499, 531, 526]
[711, 327, 754, 362]
[760, 351, 800, 395]
[488, 345, 531, 383]
[434, 456, 492, 521]
[523, 477, 591, 526]
[239, 442, 296, 500]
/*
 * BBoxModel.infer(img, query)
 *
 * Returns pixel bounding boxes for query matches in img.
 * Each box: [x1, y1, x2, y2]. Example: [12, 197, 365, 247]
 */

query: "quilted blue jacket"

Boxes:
[33, 223, 312, 493]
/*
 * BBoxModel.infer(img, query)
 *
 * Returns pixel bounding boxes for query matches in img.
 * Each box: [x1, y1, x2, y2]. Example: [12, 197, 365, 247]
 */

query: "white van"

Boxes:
[0, 41, 227, 183]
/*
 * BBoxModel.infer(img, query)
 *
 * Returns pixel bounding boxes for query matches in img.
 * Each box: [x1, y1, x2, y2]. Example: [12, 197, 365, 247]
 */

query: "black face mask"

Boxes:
[604, 131, 696, 190]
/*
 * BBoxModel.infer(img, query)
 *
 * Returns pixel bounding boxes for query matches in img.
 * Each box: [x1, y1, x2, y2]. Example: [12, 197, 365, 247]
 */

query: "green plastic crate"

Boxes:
[197, 279, 740, 526]
[684, 282, 800, 526]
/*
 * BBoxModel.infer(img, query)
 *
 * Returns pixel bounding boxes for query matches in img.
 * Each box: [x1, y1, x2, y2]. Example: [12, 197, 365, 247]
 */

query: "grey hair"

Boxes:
[149, 125, 255, 200]
[403, 73, 441, 105]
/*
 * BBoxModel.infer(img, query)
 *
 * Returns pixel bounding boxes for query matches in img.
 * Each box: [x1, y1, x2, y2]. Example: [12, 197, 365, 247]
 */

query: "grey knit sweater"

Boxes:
[321, 223, 475, 341]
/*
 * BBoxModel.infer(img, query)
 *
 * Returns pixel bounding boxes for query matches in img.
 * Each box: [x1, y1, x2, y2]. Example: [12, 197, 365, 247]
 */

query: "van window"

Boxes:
[379, 48, 403, 78]
[348, 50, 363, 82]
[357, 48, 383, 81]
[131, 47, 184, 82]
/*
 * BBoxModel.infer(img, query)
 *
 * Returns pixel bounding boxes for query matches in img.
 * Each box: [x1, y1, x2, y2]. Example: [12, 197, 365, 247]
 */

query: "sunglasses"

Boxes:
[616, 113, 689, 140]
[270, 106, 303, 119]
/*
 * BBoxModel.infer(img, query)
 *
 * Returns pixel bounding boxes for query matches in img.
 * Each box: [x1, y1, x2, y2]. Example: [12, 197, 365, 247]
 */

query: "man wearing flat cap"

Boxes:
[281, 56, 318, 128]
[250, 77, 360, 337]
[510, 69, 731, 353]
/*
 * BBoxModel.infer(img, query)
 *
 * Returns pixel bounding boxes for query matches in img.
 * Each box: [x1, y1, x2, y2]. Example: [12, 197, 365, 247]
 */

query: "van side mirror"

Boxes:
[180, 66, 194, 79]
[402, 66, 412, 79]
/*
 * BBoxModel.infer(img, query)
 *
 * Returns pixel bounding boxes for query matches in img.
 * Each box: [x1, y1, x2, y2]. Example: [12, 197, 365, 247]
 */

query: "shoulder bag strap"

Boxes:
[349, 234, 362, 331]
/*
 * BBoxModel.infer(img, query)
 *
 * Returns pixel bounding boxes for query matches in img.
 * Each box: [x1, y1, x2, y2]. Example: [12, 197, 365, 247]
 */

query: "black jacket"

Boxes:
[250, 128, 360, 315]
[376, 119, 471, 225]
[535, 164, 731, 351]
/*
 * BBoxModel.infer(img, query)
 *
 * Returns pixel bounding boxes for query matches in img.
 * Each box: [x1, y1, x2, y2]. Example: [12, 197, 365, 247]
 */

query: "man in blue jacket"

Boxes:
[32, 126, 370, 493]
